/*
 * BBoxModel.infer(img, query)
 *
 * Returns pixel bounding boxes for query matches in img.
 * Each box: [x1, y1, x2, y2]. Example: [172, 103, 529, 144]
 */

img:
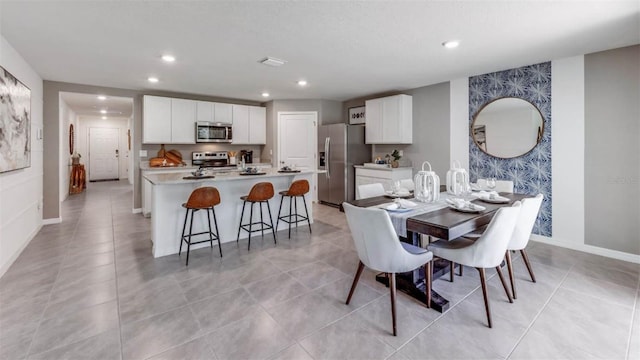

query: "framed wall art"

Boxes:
[348, 106, 365, 125]
[0, 66, 31, 173]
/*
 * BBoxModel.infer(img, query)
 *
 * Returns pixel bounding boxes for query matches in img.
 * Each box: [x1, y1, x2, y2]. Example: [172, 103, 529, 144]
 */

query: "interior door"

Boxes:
[278, 112, 318, 199]
[89, 127, 119, 181]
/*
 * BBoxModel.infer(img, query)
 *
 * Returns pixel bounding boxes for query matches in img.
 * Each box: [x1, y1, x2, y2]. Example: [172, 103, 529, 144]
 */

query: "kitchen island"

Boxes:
[143, 169, 314, 258]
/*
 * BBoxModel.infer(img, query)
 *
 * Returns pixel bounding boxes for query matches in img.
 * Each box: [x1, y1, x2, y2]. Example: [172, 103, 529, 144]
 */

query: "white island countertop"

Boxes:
[144, 168, 314, 185]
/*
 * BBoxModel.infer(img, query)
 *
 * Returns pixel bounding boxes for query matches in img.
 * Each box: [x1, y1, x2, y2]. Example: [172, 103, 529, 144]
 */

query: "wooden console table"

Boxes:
[69, 164, 86, 194]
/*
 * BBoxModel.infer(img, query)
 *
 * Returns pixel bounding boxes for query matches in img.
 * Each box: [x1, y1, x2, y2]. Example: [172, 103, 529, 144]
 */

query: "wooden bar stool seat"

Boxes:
[236, 182, 276, 250]
[276, 179, 312, 239]
[180, 187, 222, 265]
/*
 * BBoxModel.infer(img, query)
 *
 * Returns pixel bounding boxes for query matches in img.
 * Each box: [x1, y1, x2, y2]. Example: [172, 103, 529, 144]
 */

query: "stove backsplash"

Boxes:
[141, 144, 265, 164]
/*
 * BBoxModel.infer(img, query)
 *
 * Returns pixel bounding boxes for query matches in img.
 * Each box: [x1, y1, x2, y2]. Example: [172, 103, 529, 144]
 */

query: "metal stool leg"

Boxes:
[237, 201, 247, 243]
[179, 208, 190, 257]
[294, 196, 298, 229]
[302, 195, 312, 233]
[186, 209, 195, 266]
[288, 196, 293, 239]
[259, 202, 265, 238]
[266, 200, 276, 243]
[248, 202, 254, 251]
[206, 208, 214, 248]
[276, 195, 284, 232]
[212, 207, 222, 257]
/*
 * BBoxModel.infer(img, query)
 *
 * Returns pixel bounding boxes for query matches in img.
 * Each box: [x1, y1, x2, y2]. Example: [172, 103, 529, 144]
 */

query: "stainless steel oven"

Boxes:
[196, 122, 233, 143]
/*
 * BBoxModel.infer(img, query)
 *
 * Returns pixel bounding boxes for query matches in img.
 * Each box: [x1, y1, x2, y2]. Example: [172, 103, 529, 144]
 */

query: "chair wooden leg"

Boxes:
[495, 265, 513, 303]
[477, 268, 492, 328]
[521, 249, 536, 283]
[450, 261, 455, 282]
[505, 250, 516, 299]
[425, 261, 432, 308]
[346, 261, 365, 305]
[390, 272, 397, 336]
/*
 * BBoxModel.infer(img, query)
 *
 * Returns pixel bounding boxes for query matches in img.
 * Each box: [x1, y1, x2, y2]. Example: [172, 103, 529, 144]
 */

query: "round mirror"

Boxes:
[471, 97, 544, 159]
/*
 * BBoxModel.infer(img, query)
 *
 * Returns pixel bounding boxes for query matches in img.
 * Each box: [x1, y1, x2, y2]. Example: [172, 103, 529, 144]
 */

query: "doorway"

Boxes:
[277, 111, 318, 200]
[89, 127, 120, 181]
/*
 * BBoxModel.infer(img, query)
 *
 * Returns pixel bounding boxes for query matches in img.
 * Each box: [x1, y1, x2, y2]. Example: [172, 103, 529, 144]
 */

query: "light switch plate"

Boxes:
[139, 150, 148, 157]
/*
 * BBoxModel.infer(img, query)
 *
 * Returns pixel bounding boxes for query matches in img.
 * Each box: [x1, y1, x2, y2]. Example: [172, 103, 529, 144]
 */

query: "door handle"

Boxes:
[324, 137, 330, 179]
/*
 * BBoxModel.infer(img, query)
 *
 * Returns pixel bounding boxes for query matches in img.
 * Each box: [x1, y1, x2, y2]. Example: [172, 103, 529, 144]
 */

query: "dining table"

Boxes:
[344, 191, 530, 312]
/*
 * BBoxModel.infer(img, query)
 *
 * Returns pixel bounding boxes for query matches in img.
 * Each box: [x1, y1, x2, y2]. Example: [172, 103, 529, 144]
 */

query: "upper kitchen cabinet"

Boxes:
[365, 94, 412, 144]
[232, 105, 266, 144]
[143, 95, 196, 144]
[195, 102, 232, 124]
[143, 96, 171, 143]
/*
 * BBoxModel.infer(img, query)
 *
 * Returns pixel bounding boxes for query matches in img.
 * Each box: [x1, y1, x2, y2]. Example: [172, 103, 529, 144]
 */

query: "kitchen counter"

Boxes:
[145, 168, 315, 258]
[140, 161, 272, 171]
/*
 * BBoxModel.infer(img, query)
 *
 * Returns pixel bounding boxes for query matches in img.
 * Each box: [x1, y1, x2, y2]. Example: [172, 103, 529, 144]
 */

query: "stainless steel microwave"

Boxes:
[196, 122, 233, 143]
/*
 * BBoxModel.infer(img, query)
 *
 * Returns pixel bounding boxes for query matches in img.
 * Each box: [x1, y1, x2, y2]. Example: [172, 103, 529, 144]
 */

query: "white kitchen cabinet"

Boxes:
[143, 95, 195, 144]
[196, 101, 213, 122]
[249, 106, 266, 144]
[365, 94, 412, 144]
[232, 105, 266, 144]
[171, 98, 196, 143]
[143, 96, 172, 144]
[214, 102, 233, 123]
[354, 166, 413, 199]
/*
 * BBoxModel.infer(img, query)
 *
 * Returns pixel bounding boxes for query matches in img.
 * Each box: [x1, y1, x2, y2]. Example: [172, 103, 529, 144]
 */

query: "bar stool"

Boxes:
[276, 179, 312, 239]
[180, 187, 222, 266]
[236, 182, 276, 250]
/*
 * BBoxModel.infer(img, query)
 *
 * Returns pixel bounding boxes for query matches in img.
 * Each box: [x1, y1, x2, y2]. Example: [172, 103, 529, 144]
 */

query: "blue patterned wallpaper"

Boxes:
[469, 62, 552, 236]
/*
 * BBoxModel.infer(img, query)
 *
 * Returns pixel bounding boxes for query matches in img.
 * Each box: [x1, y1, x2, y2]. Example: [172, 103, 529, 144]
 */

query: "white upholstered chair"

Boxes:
[343, 202, 433, 336]
[428, 202, 521, 328]
[477, 178, 514, 193]
[357, 183, 386, 199]
[504, 194, 543, 299]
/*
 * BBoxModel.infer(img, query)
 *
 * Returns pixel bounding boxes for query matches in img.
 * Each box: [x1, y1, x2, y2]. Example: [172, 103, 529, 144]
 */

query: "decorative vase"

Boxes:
[446, 160, 470, 196]
[391, 160, 399, 168]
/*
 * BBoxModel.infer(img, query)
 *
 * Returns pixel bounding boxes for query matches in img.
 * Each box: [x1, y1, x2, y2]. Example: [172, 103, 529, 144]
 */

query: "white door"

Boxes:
[277, 112, 318, 200]
[89, 127, 119, 181]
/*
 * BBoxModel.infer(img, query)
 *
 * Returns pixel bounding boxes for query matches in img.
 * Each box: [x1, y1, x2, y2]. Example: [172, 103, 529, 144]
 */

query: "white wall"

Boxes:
[77, 117, 130, 181]
[0, 36, 44, 276]
[59, 98, 77, 203]
[450, 78, 469, 171]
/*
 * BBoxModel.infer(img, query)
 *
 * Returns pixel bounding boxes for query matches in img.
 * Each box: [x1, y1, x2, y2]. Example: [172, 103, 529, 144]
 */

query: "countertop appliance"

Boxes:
[239, 150, 253, 164]
[196, 122, 233, 143]
[192, 151, 229, 168]
[318, 124, 371, 206]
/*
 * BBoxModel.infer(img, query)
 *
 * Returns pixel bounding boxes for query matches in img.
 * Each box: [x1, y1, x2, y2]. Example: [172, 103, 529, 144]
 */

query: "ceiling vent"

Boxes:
[259, 57, 286, 67]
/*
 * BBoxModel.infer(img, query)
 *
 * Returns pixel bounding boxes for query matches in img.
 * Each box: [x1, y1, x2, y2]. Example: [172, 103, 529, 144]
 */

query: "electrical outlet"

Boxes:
[399, 150, 403, 157]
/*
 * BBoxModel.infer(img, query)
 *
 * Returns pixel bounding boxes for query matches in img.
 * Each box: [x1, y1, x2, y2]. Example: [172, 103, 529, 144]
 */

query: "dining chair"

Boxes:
[428, 202, 521, 328]
[357, 183, 386, 199]
[477, 178, 514, 193]
[342, 202, 433, 336]
[504, 194, 543, 299]
[399, 178, 415, 191]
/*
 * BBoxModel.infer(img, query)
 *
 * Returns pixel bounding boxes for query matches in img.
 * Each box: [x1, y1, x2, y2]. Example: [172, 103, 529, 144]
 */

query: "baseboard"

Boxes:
[0, 224, 41, 278]
[132, 208, 142, 214]
[42, 217, 62, 225]
[531, 234, 640, 264]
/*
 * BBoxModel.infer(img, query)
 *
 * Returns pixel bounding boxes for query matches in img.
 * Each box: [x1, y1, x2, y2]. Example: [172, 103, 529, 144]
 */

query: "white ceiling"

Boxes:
[60, 92, 133, 119]
[1, 1, 638, 102]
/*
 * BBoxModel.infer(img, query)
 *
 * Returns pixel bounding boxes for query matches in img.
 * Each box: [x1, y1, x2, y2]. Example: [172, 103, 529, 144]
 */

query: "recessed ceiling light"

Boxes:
[259, 57, 286, 67]
[442, 40, 460, 49]
[97, 95, 107, 100]
[102, 116, 107, 120]
[161, 54, 175, 62]
[100, 109, 107, 114]
[148, 77, 159, 83]
[261, 92, 270, 97]
[297, 80, 307, 86]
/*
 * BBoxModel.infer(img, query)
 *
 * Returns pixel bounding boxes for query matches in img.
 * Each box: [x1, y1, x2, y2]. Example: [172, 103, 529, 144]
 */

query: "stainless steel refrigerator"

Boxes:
[318, 124, 371, 206]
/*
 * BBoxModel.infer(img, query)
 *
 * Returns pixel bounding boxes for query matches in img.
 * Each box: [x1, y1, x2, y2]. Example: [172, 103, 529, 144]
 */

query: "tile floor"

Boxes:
[1, 180, 639, 360]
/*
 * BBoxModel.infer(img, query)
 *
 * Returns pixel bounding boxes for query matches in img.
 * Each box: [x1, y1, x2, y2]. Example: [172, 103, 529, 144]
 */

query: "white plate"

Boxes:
[479, 197, 510, 204]
[384, 207, 413, 213]
[447, 204, 483, 213]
